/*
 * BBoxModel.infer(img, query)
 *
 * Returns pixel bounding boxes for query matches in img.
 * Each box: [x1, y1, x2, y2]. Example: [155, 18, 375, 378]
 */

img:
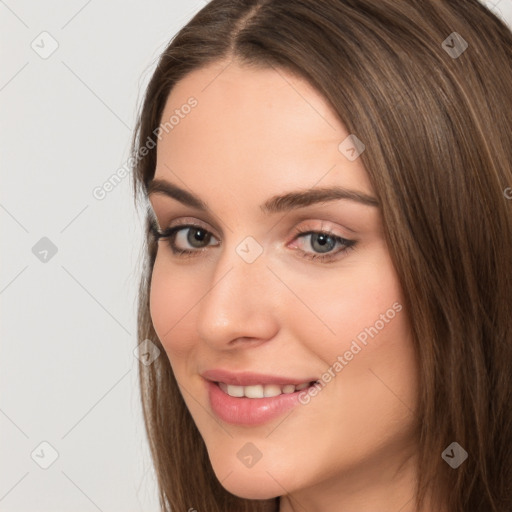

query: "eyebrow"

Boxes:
[147, 178, 379, 214]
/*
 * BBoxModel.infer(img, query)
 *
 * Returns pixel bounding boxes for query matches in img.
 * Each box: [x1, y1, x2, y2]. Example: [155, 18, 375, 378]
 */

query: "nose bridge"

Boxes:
[212, 234, 271, 300]
[196, 235, 279, 346]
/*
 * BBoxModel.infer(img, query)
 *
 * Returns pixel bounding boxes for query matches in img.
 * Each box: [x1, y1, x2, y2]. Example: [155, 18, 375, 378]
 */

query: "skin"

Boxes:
[148, 59, 431, 512]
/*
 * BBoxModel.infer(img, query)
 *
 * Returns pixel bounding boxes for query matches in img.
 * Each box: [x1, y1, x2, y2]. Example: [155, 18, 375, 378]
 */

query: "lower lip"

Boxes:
[206, 380, 311, 426]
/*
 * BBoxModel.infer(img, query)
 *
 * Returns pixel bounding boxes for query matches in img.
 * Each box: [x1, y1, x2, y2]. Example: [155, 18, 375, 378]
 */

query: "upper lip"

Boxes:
[201, 369, 318, 387]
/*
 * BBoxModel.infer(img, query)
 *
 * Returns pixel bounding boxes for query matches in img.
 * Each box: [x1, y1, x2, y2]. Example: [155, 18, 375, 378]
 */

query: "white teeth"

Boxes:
[263, 384, 282, 397]
[244, 385, 264, 398]
[226, 384, 244, 397]
[218, 381, 312, 398]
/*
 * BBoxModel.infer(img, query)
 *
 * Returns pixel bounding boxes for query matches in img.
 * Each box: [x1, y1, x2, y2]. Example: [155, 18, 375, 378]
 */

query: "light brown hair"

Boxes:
[130, 1, 512, 510]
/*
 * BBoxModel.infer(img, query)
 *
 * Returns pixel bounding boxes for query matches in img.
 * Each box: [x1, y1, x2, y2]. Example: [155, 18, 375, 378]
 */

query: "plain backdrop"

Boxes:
[1, 1, 511, 510]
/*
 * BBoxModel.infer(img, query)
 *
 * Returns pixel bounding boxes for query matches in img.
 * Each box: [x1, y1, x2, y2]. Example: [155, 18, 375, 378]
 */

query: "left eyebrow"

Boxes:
[147, 178, 379, 214]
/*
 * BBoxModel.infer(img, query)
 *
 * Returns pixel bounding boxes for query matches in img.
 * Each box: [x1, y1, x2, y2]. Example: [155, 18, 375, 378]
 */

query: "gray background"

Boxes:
[1, 1, 511, 510]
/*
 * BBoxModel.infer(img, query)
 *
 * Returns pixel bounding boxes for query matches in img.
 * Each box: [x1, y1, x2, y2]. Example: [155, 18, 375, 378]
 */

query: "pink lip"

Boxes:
[201, 368, 316, 386]
[206, 380, 315, 425]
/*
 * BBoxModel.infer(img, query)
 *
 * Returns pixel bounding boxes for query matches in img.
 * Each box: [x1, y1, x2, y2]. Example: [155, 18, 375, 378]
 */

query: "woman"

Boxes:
[130, 1, 512, 511]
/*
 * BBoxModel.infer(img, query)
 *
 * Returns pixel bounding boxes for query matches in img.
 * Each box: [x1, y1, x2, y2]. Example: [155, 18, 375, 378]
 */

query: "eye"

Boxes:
[149, 220, 357, 263]
[150, 222, 218, 257]
[289, 225, 357, 263]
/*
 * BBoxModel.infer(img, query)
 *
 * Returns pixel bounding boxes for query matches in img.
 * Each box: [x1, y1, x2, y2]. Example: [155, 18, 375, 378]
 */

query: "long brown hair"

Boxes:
[130, 1, 512, 510]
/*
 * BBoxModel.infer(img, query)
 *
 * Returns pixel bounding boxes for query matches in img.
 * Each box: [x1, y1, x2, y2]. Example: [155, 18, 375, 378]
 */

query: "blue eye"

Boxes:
[149, 222, 356, 263]
[290, 229, 356, 262]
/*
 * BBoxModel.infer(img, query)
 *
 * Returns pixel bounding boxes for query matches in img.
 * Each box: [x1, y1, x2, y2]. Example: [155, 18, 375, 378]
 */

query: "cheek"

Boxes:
[292, 246, 417, 420]
[148, 255, 199, 358]
[296, 249, 405, 358]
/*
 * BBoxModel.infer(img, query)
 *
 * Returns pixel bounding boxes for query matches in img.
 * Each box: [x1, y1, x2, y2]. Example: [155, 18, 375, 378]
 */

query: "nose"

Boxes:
[195, 242, 280, 350]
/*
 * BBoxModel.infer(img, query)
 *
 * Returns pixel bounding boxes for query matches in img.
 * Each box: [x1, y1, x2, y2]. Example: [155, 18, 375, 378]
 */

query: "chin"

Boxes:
[209, 458, 285, 500]
[221, 478, 280, 500]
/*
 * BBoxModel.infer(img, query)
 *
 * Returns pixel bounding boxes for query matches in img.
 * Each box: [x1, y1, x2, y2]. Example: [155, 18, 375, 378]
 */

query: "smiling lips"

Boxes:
[201, 369, 319, 425]
[218, 381, 312, 398]
[201, 368, 318, 387]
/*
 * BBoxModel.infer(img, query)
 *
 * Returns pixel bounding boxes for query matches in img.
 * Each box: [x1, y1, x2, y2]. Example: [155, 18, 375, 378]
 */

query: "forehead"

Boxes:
[153, 61, 374, 203]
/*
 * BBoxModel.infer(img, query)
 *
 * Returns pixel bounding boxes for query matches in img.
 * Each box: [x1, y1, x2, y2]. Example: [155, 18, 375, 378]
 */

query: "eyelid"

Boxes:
[166, 216, 218, 235]
[291, 219, 354, 239]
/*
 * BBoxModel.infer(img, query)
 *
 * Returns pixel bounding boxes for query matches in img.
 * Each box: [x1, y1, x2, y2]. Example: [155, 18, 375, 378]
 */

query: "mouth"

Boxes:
[216, 380, 320, 398]
[205, 378, 321, 426]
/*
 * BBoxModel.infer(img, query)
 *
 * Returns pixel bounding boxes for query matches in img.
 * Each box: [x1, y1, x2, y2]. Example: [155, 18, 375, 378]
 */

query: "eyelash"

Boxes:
[149, 221, 357, 263]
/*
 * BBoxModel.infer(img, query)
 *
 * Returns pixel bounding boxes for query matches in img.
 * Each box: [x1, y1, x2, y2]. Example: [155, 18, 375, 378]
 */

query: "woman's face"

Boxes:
[148, 60, 420, 508]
